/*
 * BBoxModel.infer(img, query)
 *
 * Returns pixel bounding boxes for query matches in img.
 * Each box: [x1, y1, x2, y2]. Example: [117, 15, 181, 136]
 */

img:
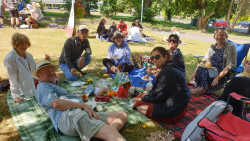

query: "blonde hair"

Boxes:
[171, 26, 177, 32]
[11, 33, 31, 48]
[32, 2, 37, 9]
[214, 28, 228, 39]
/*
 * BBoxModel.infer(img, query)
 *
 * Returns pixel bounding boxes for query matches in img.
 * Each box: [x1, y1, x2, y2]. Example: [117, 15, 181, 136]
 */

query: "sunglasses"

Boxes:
[150, 54, 163, 61]
[168, 40, 178, 43]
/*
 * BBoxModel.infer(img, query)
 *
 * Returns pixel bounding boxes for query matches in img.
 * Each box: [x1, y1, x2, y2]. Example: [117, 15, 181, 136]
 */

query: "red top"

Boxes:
[117, 24, 127, 32]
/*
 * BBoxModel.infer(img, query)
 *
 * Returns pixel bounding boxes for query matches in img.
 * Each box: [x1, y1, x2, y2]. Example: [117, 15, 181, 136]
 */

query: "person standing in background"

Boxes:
[5, 0, 20, 29]
[0, 0, 6, 28]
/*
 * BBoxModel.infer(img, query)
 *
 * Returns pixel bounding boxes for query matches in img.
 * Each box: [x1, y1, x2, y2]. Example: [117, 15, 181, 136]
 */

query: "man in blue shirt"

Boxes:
[18, 0, 25, 11]
[34, 60, 128, 141]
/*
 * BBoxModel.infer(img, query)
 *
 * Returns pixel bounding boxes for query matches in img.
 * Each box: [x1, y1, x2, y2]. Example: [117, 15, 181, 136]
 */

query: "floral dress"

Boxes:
[195, 47, 225, 94]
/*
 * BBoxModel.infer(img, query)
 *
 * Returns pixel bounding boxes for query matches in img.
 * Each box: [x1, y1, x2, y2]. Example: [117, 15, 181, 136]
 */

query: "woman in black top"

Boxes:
[133, 47, 190, 123]
[97, 19, 108, 38]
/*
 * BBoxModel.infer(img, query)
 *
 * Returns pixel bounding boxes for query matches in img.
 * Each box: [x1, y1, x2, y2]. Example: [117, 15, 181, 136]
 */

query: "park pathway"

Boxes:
[146, 27, 250, 44]
[76, 19, 249, 44]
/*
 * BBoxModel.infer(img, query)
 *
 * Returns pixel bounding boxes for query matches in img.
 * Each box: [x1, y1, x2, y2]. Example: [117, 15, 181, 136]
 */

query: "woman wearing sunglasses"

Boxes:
[190, 29, 237, 94]
[133, 47, 190, 123]
[103, 31, 134, 73]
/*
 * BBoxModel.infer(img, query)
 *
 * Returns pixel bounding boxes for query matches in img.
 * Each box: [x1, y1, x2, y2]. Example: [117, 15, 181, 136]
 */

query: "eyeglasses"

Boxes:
[168, 40, 178, 43]
[150, 54, 163, 61]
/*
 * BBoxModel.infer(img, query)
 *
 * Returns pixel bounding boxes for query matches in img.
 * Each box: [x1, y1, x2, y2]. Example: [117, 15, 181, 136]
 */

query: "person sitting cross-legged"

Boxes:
[59, 25, 92, 81]
[34, 60, 128, 141]
[103, 31, 134, 73]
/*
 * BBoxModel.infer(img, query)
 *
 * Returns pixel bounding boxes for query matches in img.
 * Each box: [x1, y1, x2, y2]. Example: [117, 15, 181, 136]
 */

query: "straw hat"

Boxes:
[32, 60, 58, 78]
[112, 31, 124, 40]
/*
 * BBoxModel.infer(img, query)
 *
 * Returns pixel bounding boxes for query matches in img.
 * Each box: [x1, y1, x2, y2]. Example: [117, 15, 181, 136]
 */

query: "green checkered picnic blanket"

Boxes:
[7, 92, 80, 141]
[7, 73, 150, 140]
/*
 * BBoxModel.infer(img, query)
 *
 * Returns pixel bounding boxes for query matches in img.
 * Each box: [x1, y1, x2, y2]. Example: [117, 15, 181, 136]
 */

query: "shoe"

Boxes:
[17, 24, 21, 29]
[79, 71, 87, 76]
[11, 24, 15, 29]
[105, 69, 113, 74]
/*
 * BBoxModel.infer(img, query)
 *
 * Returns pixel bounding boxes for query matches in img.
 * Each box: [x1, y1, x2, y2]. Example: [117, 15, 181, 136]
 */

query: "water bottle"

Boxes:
[100, 35, 103, 42]
[145, 81, 153, 94]
[113, 72, 119, 86]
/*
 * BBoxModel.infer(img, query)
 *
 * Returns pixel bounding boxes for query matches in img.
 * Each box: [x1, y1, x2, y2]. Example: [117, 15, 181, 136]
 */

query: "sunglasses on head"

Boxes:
[150, 54, 163, 61]
[168, 40, 178, 43]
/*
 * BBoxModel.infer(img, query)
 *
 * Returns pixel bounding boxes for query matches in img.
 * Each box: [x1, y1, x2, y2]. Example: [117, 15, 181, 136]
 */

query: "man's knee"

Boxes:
[94, 124, 123, 140]
[66, 74, 78, 81]
[117, 111, 128, 122]
[84, 55, 91, 67]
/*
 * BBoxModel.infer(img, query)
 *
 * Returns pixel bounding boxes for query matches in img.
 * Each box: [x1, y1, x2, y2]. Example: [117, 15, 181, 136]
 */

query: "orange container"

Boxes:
[115, 82, 131, 98]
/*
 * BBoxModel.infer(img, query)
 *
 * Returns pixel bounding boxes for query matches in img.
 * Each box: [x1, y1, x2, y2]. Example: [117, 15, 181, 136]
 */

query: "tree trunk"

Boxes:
[231, 0, 247, 31]
[85, 3, 91, 16]
[165, 9, 171, 21]
[201, 11, 214, 30]
[197, 8, 203, 30]
[227, 0, 234, 32]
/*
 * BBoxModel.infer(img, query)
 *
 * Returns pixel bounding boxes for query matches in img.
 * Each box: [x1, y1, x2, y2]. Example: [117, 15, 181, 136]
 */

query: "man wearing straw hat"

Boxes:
[34, 60, 127, 141]
[59, 25, 92, 81]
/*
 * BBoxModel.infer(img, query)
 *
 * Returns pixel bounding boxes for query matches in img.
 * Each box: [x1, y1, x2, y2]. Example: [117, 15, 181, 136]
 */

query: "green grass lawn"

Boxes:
[0, 10, 249, 141]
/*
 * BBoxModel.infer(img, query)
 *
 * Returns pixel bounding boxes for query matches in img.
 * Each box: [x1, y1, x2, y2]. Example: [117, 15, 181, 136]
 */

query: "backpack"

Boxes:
[0, 80, 10, 92]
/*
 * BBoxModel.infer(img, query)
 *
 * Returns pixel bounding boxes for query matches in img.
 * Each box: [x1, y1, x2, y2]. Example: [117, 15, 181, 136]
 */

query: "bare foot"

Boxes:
[190, 87, 205, 95]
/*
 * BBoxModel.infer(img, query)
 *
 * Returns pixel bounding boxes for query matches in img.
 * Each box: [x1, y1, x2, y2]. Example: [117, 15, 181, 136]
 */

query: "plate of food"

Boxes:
[71, 82, 86, 86]
[93, 95, 110, 104]
[141, 75, 153, 81]
[129, 98, 141, 105]
[200, 61, 213, 68]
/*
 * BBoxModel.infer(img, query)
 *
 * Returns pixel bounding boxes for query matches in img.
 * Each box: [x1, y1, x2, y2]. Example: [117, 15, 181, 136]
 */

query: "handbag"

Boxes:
[132, 54, 143, 68]
[208, 67, 218, 78]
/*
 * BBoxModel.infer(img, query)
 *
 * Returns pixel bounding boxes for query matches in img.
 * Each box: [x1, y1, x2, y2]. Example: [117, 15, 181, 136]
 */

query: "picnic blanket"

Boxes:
[157, 93, 216, 139]
[102, 37, 155, 42]
[107, 68, 156, 87]
[7, 73, 150, 141]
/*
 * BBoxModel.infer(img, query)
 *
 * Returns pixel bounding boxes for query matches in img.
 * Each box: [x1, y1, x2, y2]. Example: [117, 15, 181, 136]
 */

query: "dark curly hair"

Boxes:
[151, 47, 171, 61]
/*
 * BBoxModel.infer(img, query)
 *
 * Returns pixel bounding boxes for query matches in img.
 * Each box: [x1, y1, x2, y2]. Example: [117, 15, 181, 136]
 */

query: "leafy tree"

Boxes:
[161, 0, 175, 21]
[100, 0, 119, 17]
[63, 0, 98, 17]
[173, 0, 231, 30]
[117, 0, 161, 20]
[230, 0, 249, 32]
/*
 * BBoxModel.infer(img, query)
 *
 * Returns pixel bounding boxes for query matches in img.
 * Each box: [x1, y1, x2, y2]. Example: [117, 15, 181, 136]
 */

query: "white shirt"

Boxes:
[128, 27, 141, 42]
[4, 49, 36, 99]
[30, 8, 42, 20]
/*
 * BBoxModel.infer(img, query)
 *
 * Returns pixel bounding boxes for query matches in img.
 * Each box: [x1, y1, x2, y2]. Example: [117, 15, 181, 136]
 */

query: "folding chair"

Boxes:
[198, 92, 250, 141]
[227, 40, 250, 73]
[227, 92, 250, 121]
[193, 40, 250, 79]
[194, 40, 249, 66]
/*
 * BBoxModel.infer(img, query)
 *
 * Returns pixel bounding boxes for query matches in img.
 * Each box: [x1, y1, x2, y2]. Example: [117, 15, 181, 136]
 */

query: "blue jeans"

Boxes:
[60, 55, 91, 81]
